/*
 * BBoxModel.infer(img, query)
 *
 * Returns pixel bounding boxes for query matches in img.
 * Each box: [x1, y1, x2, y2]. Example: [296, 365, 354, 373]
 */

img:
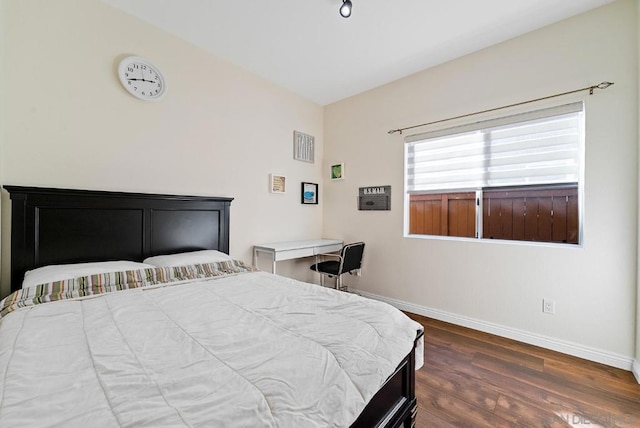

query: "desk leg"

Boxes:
[315, 255, 324, 287]
[254, 248, 277, 274]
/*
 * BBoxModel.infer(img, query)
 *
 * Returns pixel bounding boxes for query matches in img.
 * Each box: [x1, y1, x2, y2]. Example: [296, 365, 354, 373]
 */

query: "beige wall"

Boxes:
[0, 0, 325, 297]
[0, 1, 5, 290]
[324, 0, 638, 368]
[636, 0, 640, 381]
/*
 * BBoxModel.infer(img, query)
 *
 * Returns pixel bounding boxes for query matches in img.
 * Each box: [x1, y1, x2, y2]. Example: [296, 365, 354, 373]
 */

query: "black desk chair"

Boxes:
[310, 242, 365, 291]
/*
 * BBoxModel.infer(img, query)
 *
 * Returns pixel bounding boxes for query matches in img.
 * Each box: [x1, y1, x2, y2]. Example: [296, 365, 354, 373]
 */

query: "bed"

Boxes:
[0, 186, 423, 427]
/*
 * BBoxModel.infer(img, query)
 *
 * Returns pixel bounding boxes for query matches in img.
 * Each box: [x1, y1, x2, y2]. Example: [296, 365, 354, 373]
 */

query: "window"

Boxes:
[405, 102, 584, 244]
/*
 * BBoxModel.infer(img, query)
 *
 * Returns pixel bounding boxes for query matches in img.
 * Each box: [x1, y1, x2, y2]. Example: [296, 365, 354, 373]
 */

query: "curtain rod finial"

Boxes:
[590, 81, 614, 95]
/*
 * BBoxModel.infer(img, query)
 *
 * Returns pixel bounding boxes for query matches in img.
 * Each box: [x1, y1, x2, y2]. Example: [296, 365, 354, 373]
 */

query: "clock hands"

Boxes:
[127, 77, 156, 83]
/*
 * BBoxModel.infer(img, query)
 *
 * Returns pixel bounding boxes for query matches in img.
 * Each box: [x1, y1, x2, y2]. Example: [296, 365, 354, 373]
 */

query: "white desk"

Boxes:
[253, 239, 343, 274]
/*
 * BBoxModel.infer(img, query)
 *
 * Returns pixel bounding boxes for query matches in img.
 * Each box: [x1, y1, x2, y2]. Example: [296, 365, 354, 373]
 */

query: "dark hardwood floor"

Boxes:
[407, 313, 640, 428]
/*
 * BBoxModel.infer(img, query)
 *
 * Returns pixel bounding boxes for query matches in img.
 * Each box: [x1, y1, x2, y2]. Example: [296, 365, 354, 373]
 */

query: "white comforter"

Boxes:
[0, 271, 422, 428]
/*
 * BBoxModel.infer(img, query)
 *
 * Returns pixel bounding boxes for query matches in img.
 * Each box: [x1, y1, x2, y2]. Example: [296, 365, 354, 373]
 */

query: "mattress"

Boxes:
[0, 262, 422, 427]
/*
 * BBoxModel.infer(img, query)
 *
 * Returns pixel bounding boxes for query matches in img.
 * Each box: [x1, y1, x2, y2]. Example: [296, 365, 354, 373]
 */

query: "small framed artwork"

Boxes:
[301, 182, 318, 204]
[330, 163, 345, 180]
[294, 131, 315, 163]
[270, 174, 286, 193]
[358, 185, 391, 211]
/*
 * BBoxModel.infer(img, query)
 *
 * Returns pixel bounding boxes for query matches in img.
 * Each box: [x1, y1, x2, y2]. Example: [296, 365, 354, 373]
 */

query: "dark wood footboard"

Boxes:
[351, 330, 423, 428]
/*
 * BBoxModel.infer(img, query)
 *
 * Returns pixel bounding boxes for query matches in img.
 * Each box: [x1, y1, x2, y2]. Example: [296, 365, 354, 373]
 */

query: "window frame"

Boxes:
[403, 102, 585, 247]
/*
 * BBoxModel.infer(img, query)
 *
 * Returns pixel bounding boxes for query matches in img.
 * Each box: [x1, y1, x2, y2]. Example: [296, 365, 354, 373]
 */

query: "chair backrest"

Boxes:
[340, 242, 365, 274]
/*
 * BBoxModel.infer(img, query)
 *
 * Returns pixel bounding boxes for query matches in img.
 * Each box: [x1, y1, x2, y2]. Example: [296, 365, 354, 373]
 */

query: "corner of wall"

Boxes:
[0, 0, 6, 294]
[636, 0, 640, 380]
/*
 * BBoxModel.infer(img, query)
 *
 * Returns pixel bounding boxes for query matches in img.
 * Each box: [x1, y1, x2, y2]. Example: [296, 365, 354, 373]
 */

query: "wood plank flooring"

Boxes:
[406, 313, 640, 428]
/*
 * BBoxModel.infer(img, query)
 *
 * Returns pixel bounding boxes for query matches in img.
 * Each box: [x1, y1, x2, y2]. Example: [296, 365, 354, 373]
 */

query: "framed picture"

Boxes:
[293, 131, 314, 163]
[301, 182, 318, 204]
[270, 174, 286, 193]
[330, 163, 344, 180]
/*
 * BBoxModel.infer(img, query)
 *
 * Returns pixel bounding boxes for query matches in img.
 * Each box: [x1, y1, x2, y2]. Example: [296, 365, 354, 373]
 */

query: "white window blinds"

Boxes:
[405, 102, 584, 193]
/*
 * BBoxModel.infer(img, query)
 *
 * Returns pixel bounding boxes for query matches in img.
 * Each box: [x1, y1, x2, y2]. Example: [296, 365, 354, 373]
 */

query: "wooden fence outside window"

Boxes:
[409, 186, 579, 244]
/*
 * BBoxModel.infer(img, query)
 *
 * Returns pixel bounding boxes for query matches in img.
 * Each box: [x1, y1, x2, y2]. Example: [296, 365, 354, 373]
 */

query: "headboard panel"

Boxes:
[5, 186, 233, 293]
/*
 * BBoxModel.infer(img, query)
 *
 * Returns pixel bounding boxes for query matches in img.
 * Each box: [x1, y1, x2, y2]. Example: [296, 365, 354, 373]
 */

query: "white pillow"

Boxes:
[143, 250, 232, 267]
[22, 261, 155, 290]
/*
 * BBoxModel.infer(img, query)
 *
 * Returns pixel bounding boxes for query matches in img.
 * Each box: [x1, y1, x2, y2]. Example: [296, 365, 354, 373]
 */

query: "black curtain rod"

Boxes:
[387, 81, 614, 135]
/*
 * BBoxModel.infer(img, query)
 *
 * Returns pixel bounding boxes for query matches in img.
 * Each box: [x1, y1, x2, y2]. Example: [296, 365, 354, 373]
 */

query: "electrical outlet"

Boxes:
[543, 298, 556, 314]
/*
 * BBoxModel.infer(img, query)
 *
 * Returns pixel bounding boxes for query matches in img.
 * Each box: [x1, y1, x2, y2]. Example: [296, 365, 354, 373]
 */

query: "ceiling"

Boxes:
[101, 0, 615, 106]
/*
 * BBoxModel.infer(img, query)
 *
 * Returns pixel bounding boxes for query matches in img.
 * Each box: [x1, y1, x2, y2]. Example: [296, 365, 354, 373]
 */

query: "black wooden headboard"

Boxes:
[5, 186, 233, 293]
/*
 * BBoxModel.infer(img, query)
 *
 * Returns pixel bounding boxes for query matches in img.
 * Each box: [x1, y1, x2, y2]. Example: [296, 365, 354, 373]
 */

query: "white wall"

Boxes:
[324, 0, 638, 368]
[0, 0, 325, 297]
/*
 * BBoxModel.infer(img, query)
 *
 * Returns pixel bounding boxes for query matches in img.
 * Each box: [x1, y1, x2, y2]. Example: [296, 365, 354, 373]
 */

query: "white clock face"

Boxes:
[118, 56, 167, 101]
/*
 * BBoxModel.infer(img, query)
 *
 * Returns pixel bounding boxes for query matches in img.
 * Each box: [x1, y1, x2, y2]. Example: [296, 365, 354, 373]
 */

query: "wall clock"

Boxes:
[117, 56, 167, 101]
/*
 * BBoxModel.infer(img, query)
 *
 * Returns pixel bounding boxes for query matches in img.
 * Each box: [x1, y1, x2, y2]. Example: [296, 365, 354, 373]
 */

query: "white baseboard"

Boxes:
[633, 360, 640, 384]
[353, 289, 636, 373]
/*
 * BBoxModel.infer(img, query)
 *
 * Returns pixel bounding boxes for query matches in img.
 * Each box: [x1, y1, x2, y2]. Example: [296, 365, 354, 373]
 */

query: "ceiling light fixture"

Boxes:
[340, 0, 352, 18]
